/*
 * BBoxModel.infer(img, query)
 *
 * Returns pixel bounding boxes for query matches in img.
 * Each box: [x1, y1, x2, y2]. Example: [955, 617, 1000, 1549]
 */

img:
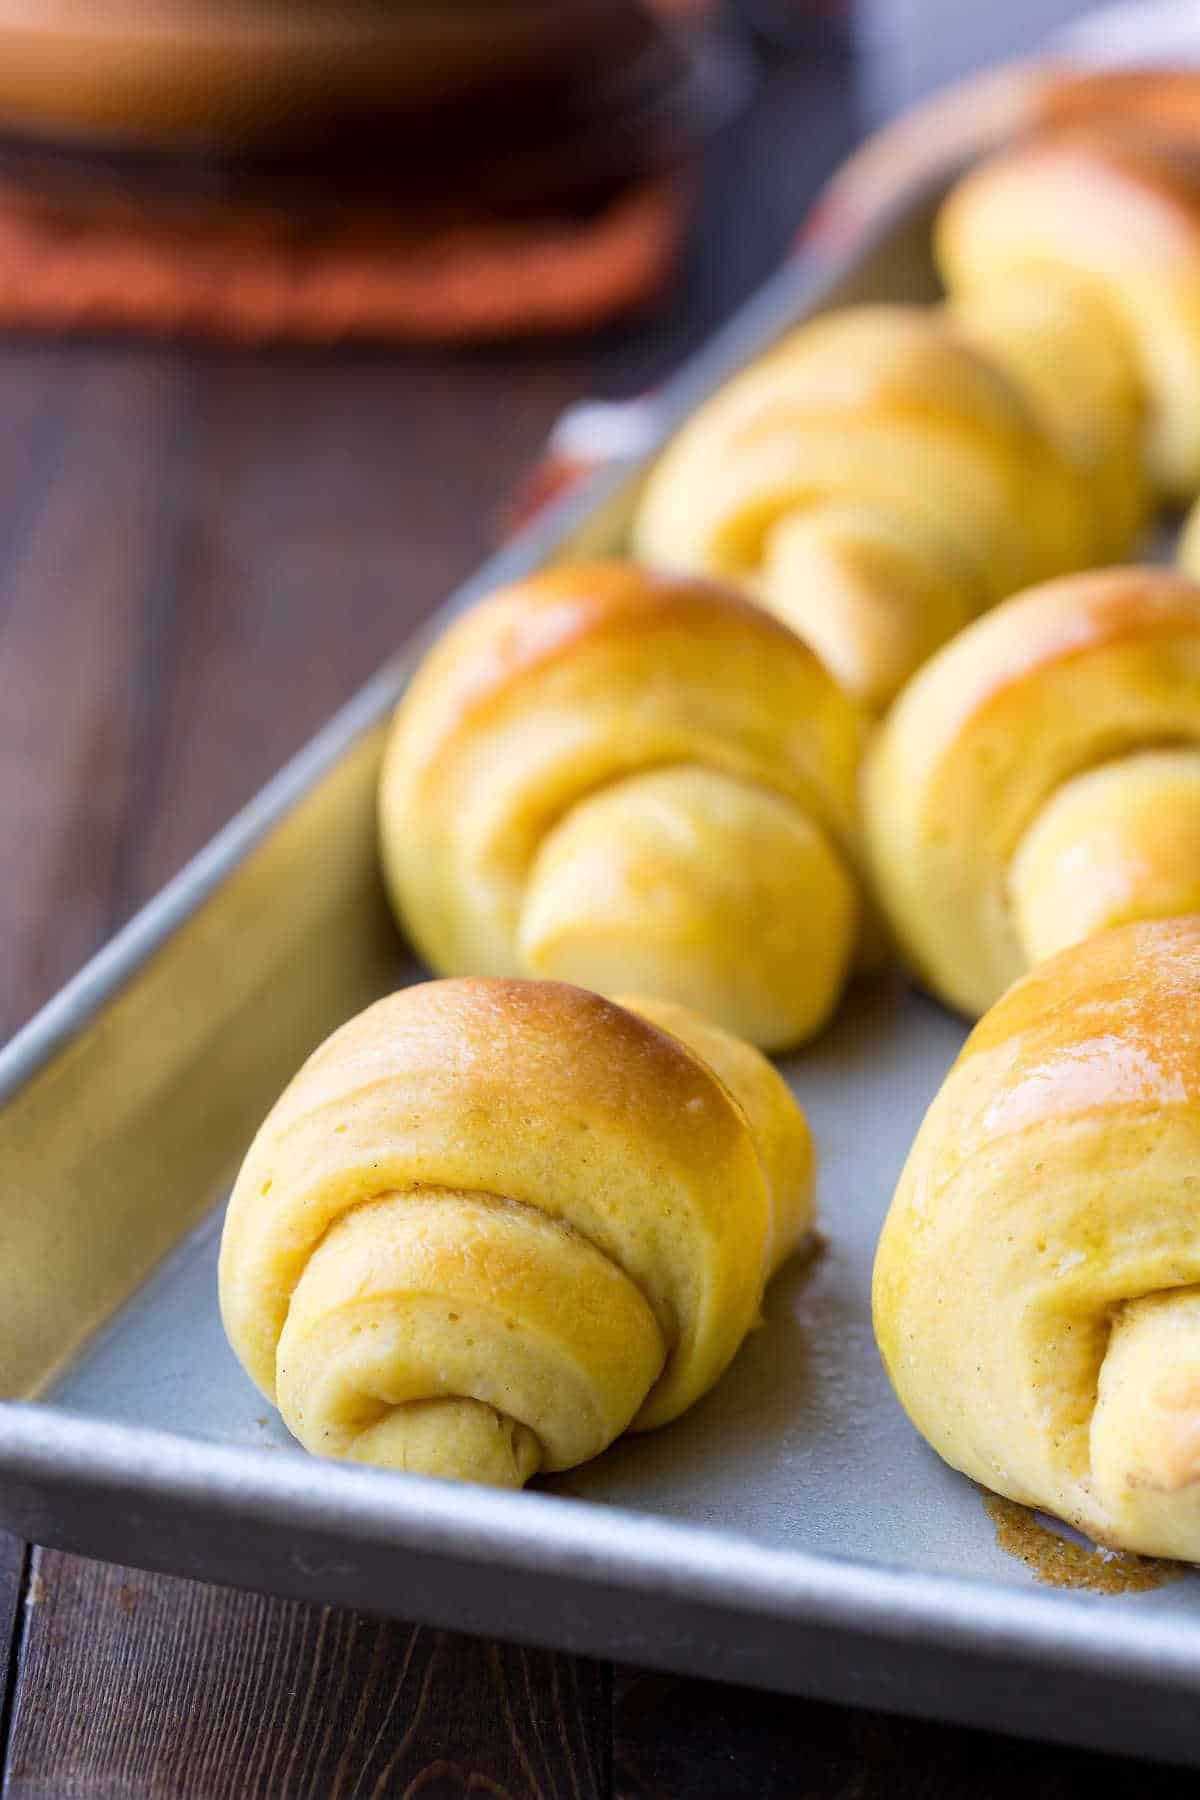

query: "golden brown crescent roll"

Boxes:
[632, 304, 1093, 709]
[944, 270, 1148, 565]
[938, 134, 1200, 504]
[379, 560, 870, 1050]
[219, 978, 813, 1488]
[874, 917, 1200, 1561]
[864, 566, 1200, 1019]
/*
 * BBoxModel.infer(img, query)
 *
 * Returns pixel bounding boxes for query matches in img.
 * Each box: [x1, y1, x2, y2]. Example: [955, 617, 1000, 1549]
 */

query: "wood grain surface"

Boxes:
[4, 1553, 609, 1799]
[0, 1539, 24, 1768]
[611, 1669, 1194, 1800]
[0, 28, 1181, 1800]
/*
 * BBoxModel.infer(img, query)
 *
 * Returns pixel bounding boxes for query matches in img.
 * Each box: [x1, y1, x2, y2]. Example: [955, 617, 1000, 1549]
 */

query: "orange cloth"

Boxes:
[0, 169, 687, 344]
[0, 0, 704, 344]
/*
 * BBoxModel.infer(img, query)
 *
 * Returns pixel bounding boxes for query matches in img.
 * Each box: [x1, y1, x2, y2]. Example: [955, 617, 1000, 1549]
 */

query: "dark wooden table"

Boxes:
[0, 33, 1190, 1799]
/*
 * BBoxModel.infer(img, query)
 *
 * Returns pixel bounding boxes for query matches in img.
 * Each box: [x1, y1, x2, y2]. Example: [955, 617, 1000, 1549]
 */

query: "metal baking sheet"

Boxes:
[3, 177, 1200, 1767]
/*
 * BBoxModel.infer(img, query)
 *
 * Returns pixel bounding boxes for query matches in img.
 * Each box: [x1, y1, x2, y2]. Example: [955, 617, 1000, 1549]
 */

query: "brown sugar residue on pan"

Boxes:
[983, 1494, 1179, 1594]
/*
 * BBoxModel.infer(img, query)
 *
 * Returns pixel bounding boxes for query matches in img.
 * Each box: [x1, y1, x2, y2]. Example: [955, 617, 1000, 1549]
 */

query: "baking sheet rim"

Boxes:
[4, 1402, 1199, 1689]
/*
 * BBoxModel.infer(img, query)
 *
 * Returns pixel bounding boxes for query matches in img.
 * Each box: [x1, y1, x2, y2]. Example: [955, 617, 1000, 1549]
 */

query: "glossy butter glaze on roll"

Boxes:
[219, 978, 814, 1488]
[864, 567, 1200, 1019]
[874, 918, 1200, 1561]
[632, 304, 1094, 709]
[939, 133, 1200, 504]
[379, 561, 870, 1050]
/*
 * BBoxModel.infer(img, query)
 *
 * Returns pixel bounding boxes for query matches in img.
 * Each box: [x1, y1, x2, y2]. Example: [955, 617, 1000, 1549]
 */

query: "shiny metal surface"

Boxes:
[2, 178, 1198, 1764]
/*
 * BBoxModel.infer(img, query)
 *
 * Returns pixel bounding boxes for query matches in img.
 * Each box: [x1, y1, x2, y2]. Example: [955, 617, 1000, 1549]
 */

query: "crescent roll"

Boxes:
[379, 560, 870, 1050]
[219, 978, 814, 1488]
[864, 566, 1200, 1018]
[939, 134, 1200, 503]
[874, 917, 1200, 1561]
[632, 304, 1093, 709]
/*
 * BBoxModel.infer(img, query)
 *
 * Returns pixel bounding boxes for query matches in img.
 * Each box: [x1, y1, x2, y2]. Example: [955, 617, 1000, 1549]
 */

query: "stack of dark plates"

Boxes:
[0, 1, 749, 223]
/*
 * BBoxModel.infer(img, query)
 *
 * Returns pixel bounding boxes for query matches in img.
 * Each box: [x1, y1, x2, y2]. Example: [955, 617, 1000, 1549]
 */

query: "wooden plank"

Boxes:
[612, 1667, 1198, 1798]
[110, 347, 585, 909]
[3, 1550, 608, 1799]
[0, 350, 83, 584]
[0, 1538, 26, 1759]
[0, 349, 195, 1039]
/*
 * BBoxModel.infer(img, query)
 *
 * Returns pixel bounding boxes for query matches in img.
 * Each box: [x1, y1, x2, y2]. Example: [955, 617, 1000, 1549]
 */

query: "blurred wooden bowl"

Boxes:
[0, 1, 668, 149]
[0, 3, 748, 226]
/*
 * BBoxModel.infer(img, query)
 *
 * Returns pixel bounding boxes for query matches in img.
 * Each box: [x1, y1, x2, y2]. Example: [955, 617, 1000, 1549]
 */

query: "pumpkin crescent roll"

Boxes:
[219, 978, 814, 1488]
[632, 304, 1094, 709]
[874, 917, 1200, 1562]
[938, 134, 1200, 504]
[864, 566, 1200, 1020]
[378, 561, 870, 1051]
